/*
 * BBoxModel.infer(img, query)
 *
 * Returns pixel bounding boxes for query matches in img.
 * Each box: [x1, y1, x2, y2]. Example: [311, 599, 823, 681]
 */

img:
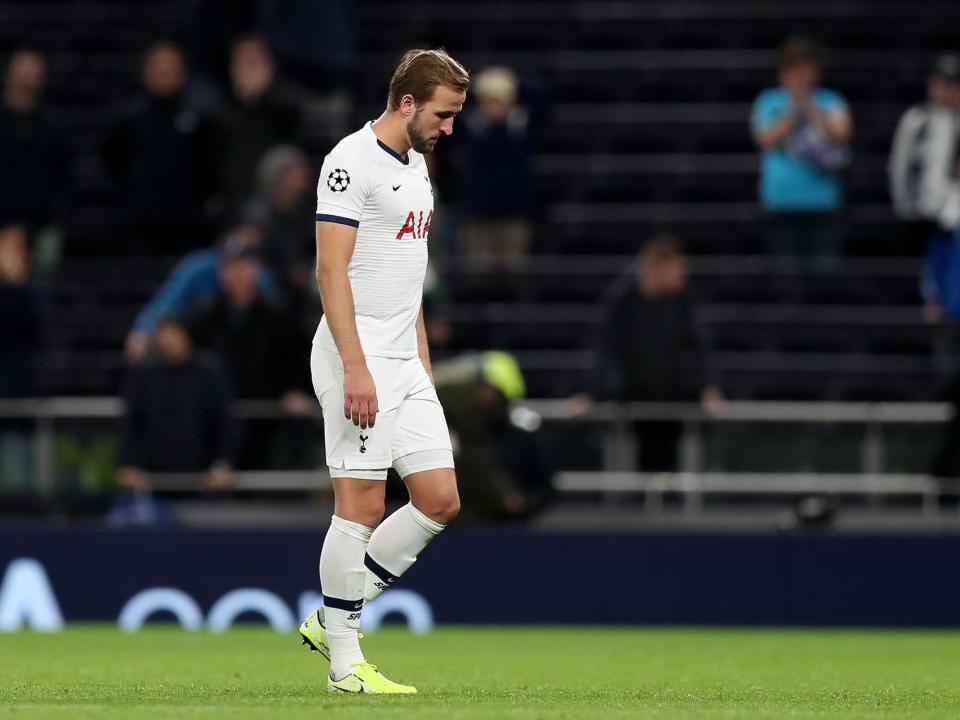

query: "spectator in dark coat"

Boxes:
[118, 317, 234, 491]
[212, 36, 301, 216]
[185, 241, 314, 468]
[239, 145, 315, 301]
[585, 236, 723, 472]
[0, 223, 41, 490]
[103, 41, 215, 254]
[0, 49, 69, 258]
[457, 66, 549, 268]
[0, 224, 40, 398]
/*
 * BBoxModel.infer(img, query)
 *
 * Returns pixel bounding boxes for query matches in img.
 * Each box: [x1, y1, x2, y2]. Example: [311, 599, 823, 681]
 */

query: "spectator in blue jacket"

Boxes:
[752, 37, 852, 271]
[123, 225, 278, 362]
[922, 229, 960, 381]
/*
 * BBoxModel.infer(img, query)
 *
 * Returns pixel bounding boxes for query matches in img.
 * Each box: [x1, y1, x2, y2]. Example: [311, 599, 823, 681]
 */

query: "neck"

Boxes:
[372, 109, 411, 156]
[5, 87, 38, 113]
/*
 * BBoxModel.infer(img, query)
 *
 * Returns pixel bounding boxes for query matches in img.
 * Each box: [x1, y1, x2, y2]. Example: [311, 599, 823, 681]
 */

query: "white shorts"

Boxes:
[311, 346, 454, 480]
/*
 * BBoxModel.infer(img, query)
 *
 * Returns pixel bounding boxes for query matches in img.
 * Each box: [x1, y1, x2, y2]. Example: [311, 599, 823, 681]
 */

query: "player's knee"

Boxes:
[420, 490, 460, 525]
[338, 494, 385, 528]
[440, 492, 461, 524]
[357, 499, 386, 527]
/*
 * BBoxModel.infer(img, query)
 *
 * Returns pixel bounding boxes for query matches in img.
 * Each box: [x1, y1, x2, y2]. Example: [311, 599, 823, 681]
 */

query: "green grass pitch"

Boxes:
[3, 625, 960, 719]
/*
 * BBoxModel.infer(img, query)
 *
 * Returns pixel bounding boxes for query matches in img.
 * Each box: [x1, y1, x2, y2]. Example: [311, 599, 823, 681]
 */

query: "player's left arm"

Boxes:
[416, 304, 434, 384]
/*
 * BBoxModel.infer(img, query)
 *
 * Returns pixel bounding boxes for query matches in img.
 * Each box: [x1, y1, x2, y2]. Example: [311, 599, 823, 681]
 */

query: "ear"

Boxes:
[399, 93, 417, 116]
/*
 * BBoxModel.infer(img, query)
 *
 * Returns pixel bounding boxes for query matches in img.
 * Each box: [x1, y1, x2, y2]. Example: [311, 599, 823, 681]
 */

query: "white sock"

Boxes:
[320, 515, 373, 680]
[363, 502, 445, 602]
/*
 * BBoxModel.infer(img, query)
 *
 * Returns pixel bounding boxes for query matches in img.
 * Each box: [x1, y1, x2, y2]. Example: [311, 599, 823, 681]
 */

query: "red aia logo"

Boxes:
[396, 210, 433, 241]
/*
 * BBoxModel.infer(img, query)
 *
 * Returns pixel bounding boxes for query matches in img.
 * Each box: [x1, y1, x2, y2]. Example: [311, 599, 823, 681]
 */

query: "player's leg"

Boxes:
[362, 366, 458, 603]
[363, 461, 458, 601]
[303, 348, 416, 691]
[305, 469, 417, 694]
[317, 470, 418, 693]
[319, 472, 385, 681]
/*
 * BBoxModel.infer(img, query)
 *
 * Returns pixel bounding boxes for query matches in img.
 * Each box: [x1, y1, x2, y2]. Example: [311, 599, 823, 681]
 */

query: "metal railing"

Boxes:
[0, 397, 952, 497]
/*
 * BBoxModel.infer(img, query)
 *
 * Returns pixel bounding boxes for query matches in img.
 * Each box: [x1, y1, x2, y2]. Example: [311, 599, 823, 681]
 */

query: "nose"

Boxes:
[440, 117, 454, 135]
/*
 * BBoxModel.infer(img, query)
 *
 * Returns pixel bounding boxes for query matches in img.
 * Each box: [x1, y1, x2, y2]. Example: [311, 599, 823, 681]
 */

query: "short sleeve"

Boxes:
[315, 148, 372, 228]
[751, 90, 783, 134]
[816, 90, 849, 116]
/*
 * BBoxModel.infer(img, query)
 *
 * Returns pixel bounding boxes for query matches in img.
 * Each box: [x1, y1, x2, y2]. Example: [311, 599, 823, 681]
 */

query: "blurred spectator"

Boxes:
[239, 145, 315, 300]
[931, 370, 960, 484]
[118, 316, 234, 492]
[457, 66, 549, 268]
[0, 49, 69, 266]
[124, 225, 278, 362]
[178, 0, 258, 109]
[257, 0, 355, 93]
[185, 241, 313, 469]
[920, 229, 960, 383]
[212, 36, 302, 216]
[102, 41, 215, 254]
[434, 351, 551, 521]
[890, 55, 960, 255]
[0, 224, 40, 397]
[0, 224, 41, 490]
[422, 260, 454, 355]
[752, 36, 852, 271]
[581, 237, 723, 472]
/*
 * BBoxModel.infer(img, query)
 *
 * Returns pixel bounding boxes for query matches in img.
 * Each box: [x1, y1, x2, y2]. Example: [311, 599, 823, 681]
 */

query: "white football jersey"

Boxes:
[314, 122, 435, 359]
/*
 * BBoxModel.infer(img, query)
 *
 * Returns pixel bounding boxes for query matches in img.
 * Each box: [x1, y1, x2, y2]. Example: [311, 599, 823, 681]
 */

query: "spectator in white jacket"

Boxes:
[889, 54, 960, 253]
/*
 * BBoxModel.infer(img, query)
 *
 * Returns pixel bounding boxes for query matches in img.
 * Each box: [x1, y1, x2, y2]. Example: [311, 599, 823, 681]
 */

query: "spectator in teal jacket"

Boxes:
[752, 36, 852, 271]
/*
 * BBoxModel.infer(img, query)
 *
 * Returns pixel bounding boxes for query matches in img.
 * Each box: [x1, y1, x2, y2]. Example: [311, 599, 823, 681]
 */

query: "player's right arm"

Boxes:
[315, 220, 378, 429]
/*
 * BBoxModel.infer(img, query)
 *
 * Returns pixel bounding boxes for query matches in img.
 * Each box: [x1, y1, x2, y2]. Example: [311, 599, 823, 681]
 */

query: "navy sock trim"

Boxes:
[364, 552, 398, 586]
[323, 594, 364, 612]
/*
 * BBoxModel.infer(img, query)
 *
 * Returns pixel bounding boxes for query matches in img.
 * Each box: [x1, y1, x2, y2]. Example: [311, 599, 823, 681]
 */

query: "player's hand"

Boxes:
[344, 364, 379, 429]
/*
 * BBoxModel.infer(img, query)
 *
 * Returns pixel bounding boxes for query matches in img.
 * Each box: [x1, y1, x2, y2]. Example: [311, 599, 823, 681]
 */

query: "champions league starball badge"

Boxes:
[327, 168, 351, 193]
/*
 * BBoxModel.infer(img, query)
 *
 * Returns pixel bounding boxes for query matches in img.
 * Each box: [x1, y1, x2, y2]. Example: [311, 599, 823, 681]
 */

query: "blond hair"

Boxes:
[387, 48, 470, 109]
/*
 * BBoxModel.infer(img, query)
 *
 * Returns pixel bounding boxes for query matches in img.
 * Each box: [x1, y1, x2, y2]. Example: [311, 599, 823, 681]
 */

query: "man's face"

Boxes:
[0, 224, 30, 285]
[780, 61, 819, 97]
[638, 257, 687, 297]
[478, 94, 513, 123]
[219, 257, 260, 307]
[144, 47, 185, 98]
[404, 85, 467, 154]
[231, 41, 273, 101]
[275, 160, 311, 207]
[6, 51, 46, 98]
[929, 77, 960, 109]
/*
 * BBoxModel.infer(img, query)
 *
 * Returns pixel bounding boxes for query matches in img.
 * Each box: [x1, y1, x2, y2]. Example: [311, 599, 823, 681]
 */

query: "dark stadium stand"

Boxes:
[4, 0, 956, 400]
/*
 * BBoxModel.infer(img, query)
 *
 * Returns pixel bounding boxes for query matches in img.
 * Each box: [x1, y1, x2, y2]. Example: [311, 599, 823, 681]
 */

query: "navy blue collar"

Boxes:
[376, 138, 409, 165]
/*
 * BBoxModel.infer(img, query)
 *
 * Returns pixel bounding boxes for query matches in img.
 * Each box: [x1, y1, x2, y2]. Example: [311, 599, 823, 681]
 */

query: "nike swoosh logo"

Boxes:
[392, 184, 401, 191]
